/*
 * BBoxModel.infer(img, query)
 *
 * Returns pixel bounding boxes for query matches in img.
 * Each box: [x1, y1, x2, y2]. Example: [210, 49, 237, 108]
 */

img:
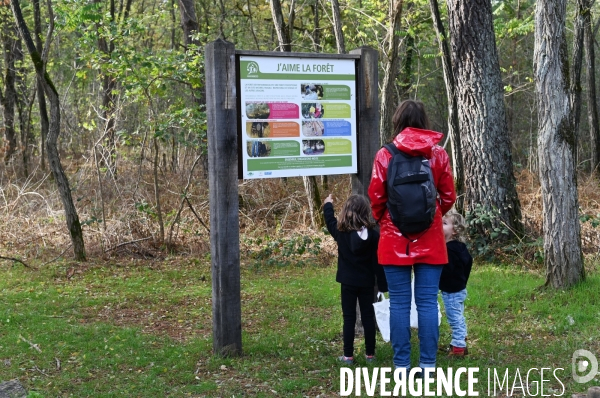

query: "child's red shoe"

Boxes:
[448, 345, 467, 357]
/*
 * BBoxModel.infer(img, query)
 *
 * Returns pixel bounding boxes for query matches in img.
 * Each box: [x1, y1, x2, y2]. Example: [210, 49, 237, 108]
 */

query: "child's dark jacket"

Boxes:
[439, 240, 473, 293]
[323, 202, 388, 292]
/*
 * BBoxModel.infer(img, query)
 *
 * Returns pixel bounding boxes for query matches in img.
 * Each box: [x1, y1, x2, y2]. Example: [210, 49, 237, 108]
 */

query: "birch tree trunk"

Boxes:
[446, 0, 523, 236]
[533, 0, 585, 288]
[11, 0, 87, 261]
[428, 0, 464, 211]
[379, 0, 403, 145]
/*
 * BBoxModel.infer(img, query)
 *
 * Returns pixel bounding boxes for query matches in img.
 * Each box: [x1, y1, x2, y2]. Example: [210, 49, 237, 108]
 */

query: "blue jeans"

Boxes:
[383, 264, 443, 370]
[441, 289, 468, 348]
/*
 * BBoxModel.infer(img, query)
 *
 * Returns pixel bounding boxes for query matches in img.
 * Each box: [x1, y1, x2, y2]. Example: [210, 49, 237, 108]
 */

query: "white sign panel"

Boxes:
[239, 55, 358, 179]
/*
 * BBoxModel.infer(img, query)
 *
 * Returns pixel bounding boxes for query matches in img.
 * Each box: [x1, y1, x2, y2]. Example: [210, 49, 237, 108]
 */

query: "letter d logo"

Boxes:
[572, 349, 599, 383]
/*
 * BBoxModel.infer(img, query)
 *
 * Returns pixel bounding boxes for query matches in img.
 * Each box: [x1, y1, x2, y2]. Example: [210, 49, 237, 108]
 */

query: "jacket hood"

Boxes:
[349, 231, 374, 255]
[393, 127, 444, 158]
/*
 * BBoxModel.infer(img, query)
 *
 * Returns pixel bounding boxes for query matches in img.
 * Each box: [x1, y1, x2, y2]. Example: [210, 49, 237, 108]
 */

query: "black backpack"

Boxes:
[384, 143, 437, 247]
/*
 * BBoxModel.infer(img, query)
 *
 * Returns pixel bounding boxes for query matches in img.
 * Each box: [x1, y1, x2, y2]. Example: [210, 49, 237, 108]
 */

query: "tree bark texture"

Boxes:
[270, 0, 291, 52]
[153, 137, 165, 244]
[428, 0, 464, 211]
[177, 0, 207, 175]
[312, 0, 320, 52]
[379, 0, 403, 145]
[330, 0, 345, 54]
[178, 0, 200, 48]
[399, 33, 413, 99]
[582, 1, 600, 173]
[11, 0, 86, 261]
[533, 0, 585, 288]
[446, 0, 523, 235]
[95, 0, 118, 176]
[571, 0, 584, 152]
[1, 23, 19, 164]
[33, 0, 48, 170]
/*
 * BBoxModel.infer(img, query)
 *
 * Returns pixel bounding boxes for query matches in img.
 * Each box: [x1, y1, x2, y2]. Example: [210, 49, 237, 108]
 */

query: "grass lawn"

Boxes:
[1, 256, 599, 397]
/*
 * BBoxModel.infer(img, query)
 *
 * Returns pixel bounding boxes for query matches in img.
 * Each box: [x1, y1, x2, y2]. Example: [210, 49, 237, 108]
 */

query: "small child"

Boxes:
[323, 194, 388, 365]
[440, 211, 473, 357]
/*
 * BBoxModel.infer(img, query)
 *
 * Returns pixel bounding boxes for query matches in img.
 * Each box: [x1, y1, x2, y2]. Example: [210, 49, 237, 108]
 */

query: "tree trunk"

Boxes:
[269, 0, 322, 228]
[11, 0, 86, 261]
[178, 0, 207, 176]
[312, 0, 320, 52]
[582, 1, 600, 173]
[379, 0, 403, 145]
[533, 0, 585, 288]
[178, 0, 200, 48]
[428, 0, 464, 211]
[330, 0, 345, 54]
[270, 0, 291, 52]
[571, 0, 585, 158]
[33, 0, 48, 171]
[96, 0, 118, 176]
[446, 0, 523, 237]
[399, 33, 413, 99]
[14, 37, 31, 176]
[153, 137, 165, 244]
[302, 175, 324, 227]
[1, 23, 18, 164]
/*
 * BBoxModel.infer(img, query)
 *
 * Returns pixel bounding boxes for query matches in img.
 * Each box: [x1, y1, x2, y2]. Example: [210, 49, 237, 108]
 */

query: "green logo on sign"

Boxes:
[246, 62, 259, 76]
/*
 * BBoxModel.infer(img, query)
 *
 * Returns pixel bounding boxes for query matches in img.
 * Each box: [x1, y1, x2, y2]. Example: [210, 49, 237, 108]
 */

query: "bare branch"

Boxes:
[0, 255, 33, 269]
[105, 237, 153, 253]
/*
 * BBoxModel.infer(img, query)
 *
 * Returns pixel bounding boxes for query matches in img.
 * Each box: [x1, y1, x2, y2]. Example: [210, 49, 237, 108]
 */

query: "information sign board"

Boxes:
[238, 55, 358, 179]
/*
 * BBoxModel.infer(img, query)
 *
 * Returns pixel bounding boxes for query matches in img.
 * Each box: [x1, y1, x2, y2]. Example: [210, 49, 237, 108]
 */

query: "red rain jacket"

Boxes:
[368, 127, 456, 266]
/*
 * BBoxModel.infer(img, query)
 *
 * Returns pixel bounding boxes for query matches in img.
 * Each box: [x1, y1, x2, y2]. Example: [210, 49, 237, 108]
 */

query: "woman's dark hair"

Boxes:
[392, 100, 431, 137]
[338, 195, 376, 232]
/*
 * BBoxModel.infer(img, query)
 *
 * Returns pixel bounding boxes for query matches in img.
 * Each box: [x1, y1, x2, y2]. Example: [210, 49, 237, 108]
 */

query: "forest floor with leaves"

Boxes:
[1, 168, 600, 397]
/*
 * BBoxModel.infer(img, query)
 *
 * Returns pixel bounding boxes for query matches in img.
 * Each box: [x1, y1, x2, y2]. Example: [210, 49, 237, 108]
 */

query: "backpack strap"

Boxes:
[383, 143, 401, 157]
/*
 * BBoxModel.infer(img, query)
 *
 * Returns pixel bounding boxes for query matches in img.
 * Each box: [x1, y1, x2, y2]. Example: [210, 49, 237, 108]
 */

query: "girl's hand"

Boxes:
[324, 194, 333, 204]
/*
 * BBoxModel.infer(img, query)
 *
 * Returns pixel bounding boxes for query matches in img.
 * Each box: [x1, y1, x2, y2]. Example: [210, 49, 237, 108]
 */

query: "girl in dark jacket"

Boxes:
[323, 194, 388, 365]
[369, 100, 456, 372]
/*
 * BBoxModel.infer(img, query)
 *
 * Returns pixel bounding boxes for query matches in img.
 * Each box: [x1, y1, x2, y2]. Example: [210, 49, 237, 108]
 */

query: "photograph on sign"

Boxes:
[239, 55, 358, 179]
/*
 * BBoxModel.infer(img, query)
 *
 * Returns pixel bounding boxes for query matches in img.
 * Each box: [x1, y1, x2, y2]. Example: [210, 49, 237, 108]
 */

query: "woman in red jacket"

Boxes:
[368, 100, 456, 374]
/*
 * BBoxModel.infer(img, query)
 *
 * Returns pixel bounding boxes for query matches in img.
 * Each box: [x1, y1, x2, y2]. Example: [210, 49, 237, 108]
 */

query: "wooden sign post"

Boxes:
[350, 47, 380, 196]
[205, 40, 378, 357]
[205, 39, 242, 356]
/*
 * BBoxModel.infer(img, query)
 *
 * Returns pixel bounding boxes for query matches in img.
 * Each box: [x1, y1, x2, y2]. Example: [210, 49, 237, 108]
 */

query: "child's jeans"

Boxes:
[341, 284, 376, 357]
[441, 289, 468, 348]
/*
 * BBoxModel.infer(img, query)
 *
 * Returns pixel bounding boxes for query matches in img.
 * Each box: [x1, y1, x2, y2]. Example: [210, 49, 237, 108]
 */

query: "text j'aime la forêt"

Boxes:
[276, 63, 335, 73]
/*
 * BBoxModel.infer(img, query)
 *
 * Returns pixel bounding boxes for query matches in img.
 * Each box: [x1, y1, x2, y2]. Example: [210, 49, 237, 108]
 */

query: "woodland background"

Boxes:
[0, 0, 599, 275]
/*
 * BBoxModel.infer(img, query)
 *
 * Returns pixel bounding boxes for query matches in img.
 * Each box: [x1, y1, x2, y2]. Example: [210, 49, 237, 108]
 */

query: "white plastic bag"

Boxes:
[410, 279, 442, 328]
[373, 292, 390, 342]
